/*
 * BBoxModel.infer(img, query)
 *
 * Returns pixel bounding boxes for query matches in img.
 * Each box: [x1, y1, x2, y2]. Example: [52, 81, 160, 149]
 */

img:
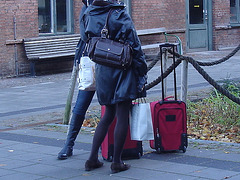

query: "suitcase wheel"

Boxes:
[108, 155, 113, 161]
[156, 148, 161, 154]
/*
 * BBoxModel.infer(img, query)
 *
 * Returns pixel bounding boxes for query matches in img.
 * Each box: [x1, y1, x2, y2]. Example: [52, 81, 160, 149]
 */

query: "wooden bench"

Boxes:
[24, 34, 80, 76]
[136, 28, 166, 50]
[23, 28, 170, 76]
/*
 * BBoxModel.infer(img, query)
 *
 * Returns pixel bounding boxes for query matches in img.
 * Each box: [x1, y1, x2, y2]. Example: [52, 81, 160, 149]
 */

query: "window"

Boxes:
[230, 0, 240, 25]
[38, 0, 73, 35]
[189, 0, 203, 24]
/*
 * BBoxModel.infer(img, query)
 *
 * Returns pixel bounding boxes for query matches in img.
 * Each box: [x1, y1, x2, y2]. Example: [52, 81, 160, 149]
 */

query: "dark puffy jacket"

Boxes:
[80, 2, 147, 105]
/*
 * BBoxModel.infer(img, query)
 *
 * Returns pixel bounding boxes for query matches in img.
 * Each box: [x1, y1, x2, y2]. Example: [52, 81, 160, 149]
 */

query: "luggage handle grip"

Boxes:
[164, 96, 174, 101]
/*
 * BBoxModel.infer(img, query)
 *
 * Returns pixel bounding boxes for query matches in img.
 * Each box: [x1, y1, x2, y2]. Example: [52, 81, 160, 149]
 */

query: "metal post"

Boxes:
[180, 43, 188, 103]
[13, 15, 19, 76]
[163, 48, 168, 98]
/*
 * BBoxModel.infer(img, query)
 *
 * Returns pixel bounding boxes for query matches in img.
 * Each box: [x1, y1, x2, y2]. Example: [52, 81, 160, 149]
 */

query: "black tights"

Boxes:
[88, 100, 131, 163]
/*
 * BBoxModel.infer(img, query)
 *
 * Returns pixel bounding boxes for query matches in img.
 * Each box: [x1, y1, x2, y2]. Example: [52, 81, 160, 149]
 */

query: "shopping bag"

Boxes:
[78, 56, 96, 91]
[130, 103, 154, 141]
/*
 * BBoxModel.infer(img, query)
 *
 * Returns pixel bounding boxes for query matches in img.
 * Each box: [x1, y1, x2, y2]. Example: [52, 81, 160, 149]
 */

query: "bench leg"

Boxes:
[30, 61, 36, 76]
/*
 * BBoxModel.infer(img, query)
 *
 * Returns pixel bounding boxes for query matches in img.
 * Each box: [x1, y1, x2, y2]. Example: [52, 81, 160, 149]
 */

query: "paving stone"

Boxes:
[188, 167, 239, 180]
[0, 172, 43, 180]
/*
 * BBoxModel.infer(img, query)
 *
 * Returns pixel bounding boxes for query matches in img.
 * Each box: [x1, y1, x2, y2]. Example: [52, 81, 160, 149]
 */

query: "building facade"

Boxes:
[0, 0, 239, 77]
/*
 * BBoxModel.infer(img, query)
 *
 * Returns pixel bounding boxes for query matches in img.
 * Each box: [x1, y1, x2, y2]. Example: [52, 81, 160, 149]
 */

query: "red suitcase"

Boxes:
[150, 43, 188, 153]
[101, 106, 143, 161]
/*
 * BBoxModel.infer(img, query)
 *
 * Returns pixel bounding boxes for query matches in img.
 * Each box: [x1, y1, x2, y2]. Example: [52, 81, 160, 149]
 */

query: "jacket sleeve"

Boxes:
[79, 5, 88, 42]
[124, 19, 148, 96]
[74, 5, 88, 65]
[118, 12, 147, 77]
[74, 39, 86, 65]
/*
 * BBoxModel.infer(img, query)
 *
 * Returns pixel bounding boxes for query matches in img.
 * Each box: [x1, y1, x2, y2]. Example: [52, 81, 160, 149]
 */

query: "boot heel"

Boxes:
[57, 147, 73, 160]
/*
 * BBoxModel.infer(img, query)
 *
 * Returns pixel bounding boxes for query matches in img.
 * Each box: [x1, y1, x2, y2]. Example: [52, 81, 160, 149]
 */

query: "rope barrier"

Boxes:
[146, 44, 240, 105]
[170, 43, 240, 67]
[187, 56, 240, 105]
[146, 52, 161, 71]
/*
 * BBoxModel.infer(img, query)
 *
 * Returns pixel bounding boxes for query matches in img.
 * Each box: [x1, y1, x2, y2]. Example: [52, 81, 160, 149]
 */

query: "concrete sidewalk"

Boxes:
[0, 127, 240, 180]
[0, 48, 240, 179]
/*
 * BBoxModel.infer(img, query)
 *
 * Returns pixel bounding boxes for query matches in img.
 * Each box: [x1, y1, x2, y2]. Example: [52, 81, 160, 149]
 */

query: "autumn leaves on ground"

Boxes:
[187, 80, 240, 143]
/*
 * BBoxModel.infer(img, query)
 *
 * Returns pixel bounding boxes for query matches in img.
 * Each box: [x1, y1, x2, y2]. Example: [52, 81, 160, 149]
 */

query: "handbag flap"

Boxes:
[96, 38, 124, 55]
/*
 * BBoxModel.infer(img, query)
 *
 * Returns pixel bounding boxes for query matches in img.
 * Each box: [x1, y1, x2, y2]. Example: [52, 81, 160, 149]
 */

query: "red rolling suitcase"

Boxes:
[101, 106, 143, 161]
[150, 43, 188, 153]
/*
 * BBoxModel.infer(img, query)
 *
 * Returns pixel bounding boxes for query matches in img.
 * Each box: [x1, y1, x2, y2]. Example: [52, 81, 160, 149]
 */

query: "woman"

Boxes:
[81, 0, 147, 173]
[57, 0, 95, 160]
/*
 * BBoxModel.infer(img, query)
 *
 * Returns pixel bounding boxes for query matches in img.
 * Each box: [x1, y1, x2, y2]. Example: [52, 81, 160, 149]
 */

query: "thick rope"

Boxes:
[146, 44, 240, 105]
[146, 52, 161, 71]
[195, 44, 240, 66]
[169, 43, 240, 66]
[186, 56, 240, 105]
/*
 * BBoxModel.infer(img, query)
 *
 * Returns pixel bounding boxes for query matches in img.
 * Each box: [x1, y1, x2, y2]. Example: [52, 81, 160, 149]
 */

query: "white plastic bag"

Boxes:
[78, 56, 95, 91]
[130, 103, 154, 141]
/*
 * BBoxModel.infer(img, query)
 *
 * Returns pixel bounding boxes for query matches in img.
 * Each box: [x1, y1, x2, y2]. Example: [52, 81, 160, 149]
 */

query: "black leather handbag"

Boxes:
[88, 9, 133, 69]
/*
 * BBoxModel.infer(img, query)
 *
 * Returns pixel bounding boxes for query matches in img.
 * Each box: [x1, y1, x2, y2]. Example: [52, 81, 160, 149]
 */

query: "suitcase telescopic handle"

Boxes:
[159, 43, 177, 101]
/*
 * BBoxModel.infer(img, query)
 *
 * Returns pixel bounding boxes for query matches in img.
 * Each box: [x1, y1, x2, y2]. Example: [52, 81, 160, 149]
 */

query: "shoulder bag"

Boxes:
[88, 9, 133, 69]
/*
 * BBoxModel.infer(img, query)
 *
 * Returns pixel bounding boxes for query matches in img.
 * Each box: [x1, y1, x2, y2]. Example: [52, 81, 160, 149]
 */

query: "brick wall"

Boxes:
[212, 0, 240, 50]
[132, 0, 186, 30]
[73, 0, 82, 33]
[0, 0, 38, 77]
[131, 0, 186, 53]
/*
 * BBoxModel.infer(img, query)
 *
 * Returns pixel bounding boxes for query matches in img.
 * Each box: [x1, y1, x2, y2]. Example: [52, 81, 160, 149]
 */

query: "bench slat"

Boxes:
[141, 42, 179, 50]
[141, 43, 162, 50]
[25, 47, 76, 54]
[24, 40, 79, 46]
[28, 53, 75, 60]
[24, 43, 77, 52]
[24, 37, 80, 45]
[26, 49, 76, 56]
[137, 28, 166, 36]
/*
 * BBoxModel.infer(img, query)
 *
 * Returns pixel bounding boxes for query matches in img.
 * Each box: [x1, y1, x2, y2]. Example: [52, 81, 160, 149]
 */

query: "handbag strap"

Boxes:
[101, 9, 114, 38]
[82, 43, 88, 56]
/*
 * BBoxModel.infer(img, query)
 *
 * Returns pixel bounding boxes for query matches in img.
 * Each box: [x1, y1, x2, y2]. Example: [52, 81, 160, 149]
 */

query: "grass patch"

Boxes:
[187, 80, 240, 143]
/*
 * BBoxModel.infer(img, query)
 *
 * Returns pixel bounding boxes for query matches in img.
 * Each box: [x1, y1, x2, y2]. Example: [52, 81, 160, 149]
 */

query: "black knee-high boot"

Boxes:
[58, 113, 84, 160]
